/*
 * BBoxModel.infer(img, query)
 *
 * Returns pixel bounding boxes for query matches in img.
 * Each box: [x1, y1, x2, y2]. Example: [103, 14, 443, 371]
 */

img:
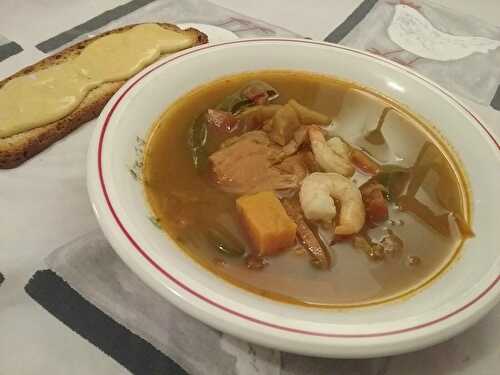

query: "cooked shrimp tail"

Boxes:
[309, 126, 354, 176]
[299, 172, 365, 235]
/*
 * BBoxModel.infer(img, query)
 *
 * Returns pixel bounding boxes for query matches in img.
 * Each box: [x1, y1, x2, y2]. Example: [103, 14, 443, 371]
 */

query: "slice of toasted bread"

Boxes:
[0, 23, 208, 169]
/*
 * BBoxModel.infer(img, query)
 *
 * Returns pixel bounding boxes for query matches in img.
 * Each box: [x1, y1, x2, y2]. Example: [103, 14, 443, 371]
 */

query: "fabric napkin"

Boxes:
[325, 0, 500, 110]
[26, 229, 499, 375]
[26, 229, 392, 375]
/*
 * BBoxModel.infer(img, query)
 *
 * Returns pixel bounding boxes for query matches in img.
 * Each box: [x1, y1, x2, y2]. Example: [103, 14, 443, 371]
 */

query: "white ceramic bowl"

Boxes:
[87, 39, 500, 358]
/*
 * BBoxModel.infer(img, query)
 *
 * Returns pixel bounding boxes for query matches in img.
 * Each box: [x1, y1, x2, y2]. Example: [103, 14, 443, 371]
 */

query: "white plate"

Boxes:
[87, 39, 500, 358]
[177, 23, 238, 44]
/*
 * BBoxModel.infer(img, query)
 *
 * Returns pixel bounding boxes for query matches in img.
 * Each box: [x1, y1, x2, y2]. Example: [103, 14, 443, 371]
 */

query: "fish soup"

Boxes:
[143, 70, 471, 307]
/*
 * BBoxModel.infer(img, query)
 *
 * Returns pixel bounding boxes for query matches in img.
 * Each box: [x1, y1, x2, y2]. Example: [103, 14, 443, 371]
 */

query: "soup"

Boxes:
[143, 70, 472, 307]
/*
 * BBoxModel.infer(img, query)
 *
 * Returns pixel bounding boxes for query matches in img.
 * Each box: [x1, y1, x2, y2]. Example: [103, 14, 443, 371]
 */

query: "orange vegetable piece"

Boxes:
[351, 148, 381, 175]
[361, 185, 388, 223]
[236, 191, 297, 256]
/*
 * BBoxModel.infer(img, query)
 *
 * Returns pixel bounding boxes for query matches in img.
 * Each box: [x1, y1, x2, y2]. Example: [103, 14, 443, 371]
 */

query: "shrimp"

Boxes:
[326, 137, 351, 160]
[299, 172, 365, 235]
[308, 126, 354, 177]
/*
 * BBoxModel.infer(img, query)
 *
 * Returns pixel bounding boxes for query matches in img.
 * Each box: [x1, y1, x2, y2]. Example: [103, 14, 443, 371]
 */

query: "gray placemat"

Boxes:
[29, 229, 391, 375]
[36, 0, 299, 54]
[326, 0, 500, 110]
[0, 34, 23, 62]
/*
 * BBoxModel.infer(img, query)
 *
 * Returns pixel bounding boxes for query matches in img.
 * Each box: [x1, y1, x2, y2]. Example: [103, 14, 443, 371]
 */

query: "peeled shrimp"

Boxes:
[299, 172, 365, 235]
[309, 126, 354, 177]
[327, 137, 351, 160]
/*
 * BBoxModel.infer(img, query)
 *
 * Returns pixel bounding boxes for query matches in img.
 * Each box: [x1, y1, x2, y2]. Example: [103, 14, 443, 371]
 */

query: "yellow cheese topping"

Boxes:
[0, 24, 194, 138]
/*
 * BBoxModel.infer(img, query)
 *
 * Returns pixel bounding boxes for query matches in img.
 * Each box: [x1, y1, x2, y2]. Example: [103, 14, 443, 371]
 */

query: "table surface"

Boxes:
[1, 1, 499, 374]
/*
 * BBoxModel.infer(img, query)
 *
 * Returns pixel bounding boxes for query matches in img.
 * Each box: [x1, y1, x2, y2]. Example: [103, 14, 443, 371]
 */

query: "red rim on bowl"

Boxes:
[97, 39, 500, 338]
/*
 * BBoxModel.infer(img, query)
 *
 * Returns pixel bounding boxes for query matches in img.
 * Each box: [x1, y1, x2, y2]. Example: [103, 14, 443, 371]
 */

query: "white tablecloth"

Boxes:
[0, 1, 499, 374]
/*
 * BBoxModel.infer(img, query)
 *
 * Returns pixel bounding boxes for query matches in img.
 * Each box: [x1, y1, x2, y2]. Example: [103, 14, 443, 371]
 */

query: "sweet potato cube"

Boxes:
[236, 191, 297, 256]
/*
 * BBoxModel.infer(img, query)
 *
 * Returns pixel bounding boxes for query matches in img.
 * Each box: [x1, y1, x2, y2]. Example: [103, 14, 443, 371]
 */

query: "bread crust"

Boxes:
[0, 23, 208, 168]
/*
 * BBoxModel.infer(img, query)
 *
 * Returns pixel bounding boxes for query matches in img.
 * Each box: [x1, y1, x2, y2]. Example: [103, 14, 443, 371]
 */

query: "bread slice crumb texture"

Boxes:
[0, 23, 208, 168]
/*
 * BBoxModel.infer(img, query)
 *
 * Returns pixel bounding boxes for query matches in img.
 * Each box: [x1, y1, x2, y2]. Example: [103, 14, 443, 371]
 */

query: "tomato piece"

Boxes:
[242, 85, 269, 104]
[351, 148, 381, 175]
[206, 109, 239, 133]
[361, 183, 389, 223]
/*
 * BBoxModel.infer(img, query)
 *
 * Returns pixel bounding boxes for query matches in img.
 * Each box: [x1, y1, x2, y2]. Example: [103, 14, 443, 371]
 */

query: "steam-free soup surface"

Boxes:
[144, 71, 470, 307]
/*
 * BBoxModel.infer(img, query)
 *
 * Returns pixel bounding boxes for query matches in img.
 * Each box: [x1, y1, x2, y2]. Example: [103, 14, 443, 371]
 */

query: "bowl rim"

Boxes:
[90, 38, 500, 345]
